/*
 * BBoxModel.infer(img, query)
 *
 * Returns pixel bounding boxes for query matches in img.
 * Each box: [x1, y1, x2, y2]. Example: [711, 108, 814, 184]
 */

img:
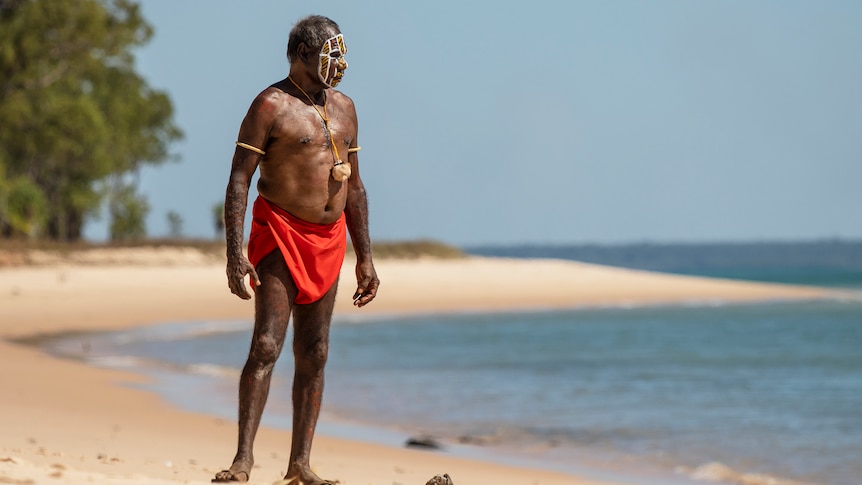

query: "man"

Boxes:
[214, 15, 379, 485]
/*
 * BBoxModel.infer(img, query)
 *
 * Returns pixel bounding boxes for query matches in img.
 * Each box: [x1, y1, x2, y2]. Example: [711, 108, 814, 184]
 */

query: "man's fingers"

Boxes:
[229, 283, 252, 300]
[352, 280, 370, 300]
[226, 258, 257, 300]
[228, 278, 252, 300]
[354, 292, 375, 307]
[353, 279, 378, 307]
[249, 267, 262, 287]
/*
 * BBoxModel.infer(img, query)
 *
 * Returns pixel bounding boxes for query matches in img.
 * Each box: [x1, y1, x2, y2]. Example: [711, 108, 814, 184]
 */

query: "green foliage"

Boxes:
[212, 201, 225, 238]
[166, 210, 183, 238]
[109, 183, 148, 241]
[0, 0, 182, 241]
[0, 167, 48, 238]
[348, 239, 466, 259]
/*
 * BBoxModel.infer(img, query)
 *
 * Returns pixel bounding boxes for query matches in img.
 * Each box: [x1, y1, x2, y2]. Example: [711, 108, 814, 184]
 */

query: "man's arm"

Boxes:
[224, 150, 260, 300]
[224, 93, 277, 299]
[344, 134, 379, 307]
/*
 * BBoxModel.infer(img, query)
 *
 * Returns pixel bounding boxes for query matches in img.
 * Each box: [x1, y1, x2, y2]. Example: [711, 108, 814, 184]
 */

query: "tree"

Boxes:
[0, 165, 48, 238]
[212, 201, 225, 239]
[166, 210, 183, 238]
[109, 183, 147, 241]
[0, 0, 182, 241]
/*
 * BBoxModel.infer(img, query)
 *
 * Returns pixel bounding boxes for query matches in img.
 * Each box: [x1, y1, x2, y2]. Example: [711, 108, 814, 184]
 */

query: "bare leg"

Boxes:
[282, 278, 338, 484]
[214, 250, 297, 483]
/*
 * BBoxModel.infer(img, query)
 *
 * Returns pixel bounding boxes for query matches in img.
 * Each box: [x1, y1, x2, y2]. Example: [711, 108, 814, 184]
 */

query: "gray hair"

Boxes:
[287, 15, 341, 63]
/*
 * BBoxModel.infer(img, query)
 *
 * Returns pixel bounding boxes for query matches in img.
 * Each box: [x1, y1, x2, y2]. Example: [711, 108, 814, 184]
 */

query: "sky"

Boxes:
[84, 0, 862, 246]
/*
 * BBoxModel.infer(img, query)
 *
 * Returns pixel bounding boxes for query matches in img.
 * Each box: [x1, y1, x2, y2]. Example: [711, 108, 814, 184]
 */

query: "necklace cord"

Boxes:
[288, 76, 341, 162]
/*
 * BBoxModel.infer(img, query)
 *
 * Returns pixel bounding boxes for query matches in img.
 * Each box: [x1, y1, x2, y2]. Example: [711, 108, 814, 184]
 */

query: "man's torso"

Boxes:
[256, 81, 356, 225]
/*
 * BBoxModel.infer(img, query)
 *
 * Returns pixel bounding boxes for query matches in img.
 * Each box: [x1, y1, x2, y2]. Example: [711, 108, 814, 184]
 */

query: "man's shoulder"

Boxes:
[328, 88, 355, 109]
[257, 83, 289, 101]
[249, 84, 296, 111]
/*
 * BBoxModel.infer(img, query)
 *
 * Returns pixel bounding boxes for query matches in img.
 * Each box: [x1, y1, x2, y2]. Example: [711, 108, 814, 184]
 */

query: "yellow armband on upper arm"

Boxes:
[235, 142, 266, 155]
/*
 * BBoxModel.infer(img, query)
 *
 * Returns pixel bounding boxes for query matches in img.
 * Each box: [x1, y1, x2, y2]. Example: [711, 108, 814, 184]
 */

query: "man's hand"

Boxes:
[352, 261, 379, 307]
[227, 255, 261, 300]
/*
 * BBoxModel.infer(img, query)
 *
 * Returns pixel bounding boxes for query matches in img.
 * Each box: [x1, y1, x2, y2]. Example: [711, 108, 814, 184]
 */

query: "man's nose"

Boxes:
[338, 58, 348, 70]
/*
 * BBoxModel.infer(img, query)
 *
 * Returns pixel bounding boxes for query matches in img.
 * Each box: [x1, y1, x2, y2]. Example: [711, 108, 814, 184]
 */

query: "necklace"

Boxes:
[287, 76, 351, 182]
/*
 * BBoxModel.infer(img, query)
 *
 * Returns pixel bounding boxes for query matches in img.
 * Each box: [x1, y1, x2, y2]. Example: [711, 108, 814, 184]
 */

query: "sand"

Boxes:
[0, 247, 835, 485]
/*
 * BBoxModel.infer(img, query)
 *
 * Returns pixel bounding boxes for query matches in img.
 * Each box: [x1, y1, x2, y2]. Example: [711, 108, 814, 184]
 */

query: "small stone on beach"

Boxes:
[405, 435, 443, 450]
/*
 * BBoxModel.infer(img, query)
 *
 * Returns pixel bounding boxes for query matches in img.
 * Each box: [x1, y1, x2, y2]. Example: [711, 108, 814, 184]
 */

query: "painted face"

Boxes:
[318, 33, 348, 88]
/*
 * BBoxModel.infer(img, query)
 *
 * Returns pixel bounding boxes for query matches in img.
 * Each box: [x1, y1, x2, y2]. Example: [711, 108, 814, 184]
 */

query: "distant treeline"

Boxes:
[353, 239, 465, 259]
[0, 238, 467, 266]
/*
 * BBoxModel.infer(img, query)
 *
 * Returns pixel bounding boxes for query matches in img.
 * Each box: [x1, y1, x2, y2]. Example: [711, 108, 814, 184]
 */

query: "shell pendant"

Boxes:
[331, 160, 352, 182]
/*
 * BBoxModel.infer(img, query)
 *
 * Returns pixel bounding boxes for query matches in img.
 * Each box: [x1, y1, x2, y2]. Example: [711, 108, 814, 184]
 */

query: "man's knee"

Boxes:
[249, 334, 284, 367]
[295, 339, 329, 372]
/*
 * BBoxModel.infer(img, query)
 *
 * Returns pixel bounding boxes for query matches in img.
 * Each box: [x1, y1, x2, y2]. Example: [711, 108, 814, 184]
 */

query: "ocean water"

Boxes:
[466, 240, 862, 291]
[43, 296, 862, 485]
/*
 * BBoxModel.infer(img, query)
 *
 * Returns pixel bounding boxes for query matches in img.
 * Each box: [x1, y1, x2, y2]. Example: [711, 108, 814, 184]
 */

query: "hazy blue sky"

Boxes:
[84, 0, 862, 246]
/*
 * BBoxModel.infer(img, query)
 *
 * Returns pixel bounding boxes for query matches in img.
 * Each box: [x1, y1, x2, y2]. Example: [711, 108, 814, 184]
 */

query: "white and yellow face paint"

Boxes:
[319, 33, 348, 88]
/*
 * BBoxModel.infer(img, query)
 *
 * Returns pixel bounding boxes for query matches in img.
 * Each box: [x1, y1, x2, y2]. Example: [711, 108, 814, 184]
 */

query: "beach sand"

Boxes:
[0, 247, 833, 485]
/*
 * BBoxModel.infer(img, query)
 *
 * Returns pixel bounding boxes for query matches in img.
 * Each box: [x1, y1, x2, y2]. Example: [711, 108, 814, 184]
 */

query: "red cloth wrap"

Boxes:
[248, 196, 346, 304]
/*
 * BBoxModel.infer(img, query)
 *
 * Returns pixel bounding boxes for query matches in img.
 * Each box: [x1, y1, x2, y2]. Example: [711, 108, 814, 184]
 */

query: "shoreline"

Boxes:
[0, 251, 840, 485]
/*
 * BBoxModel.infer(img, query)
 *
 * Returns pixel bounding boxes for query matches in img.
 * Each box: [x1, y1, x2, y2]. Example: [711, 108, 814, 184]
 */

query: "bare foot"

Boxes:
[212, 460, 252, 483]
[275, 467, 337, 485]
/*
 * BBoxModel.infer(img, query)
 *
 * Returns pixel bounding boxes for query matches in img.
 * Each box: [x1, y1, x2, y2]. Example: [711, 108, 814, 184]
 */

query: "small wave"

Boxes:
[86, 355, 149, 368]
[829, 289, 862, 302]
[40, 321, 252, 362]
[680, 461, 819, 485]
[186, 363, 240, 378]
[84, 354, 240, 379]
[105, 320, 251, 344]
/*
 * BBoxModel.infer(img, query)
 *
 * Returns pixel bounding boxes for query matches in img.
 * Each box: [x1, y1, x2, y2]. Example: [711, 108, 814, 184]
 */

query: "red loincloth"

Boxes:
[247, 196, 346, 304]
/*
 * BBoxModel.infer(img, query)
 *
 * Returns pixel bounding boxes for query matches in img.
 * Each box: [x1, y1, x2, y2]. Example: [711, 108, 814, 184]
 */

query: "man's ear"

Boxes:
[297, 42, 312, 63]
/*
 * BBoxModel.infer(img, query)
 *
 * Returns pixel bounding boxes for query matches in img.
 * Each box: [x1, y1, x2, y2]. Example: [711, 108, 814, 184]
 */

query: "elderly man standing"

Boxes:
[214, 15, 379, 485]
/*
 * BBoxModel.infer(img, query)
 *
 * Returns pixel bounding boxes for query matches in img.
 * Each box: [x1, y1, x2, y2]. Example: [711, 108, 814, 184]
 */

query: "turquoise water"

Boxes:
[44, 297, 862, 485]
[466, 240, 862, 292]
